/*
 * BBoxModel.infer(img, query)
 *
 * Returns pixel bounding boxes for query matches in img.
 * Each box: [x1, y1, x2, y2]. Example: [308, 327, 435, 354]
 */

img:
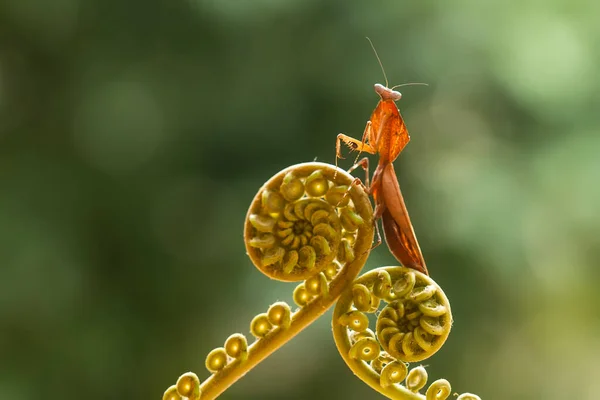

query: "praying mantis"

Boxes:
[336, 41, 428, 275]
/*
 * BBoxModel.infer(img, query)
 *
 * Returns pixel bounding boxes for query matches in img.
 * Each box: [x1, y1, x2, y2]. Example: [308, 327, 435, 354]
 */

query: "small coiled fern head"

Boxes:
[332, 266, 477, 400]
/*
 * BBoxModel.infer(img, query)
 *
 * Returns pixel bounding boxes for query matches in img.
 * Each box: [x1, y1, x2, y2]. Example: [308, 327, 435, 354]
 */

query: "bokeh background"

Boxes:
[1, 0, 599, 399]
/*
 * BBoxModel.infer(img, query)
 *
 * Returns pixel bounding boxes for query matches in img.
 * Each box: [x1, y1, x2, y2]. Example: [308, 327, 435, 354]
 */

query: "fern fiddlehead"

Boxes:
[163, 162, 374, 400]
[333, 266, 478, 399]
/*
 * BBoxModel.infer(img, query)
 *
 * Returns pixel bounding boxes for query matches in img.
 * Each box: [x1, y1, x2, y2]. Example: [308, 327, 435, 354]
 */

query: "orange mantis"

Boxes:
[336, 41, 428, 275]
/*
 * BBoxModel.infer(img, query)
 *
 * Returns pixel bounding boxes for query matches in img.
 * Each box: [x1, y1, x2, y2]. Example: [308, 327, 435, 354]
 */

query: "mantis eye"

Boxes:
[374, 84, 402, 101]
[389, 90, 402, 101]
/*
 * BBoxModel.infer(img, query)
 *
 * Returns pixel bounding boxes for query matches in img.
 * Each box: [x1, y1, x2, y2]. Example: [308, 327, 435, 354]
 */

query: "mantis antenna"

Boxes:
[366, 38, 429, 90]
[390, 82, 429, 90]
[366, 37, 389, 88]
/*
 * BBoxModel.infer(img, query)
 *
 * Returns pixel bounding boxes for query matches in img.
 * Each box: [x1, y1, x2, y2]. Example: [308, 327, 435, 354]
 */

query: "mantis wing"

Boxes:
[380, 163, 428, 275]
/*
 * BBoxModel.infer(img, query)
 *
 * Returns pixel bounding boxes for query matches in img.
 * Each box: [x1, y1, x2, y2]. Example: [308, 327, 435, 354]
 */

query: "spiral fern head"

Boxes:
[245, 164, 367, 281]
[375, 268, 452, 362]
[333, 266, 463, 399]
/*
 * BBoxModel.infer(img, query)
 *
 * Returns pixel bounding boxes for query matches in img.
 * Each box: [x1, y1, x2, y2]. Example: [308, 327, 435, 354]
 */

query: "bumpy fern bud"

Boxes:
[176, 372, 200, 400]
[162, 372, 200, 400]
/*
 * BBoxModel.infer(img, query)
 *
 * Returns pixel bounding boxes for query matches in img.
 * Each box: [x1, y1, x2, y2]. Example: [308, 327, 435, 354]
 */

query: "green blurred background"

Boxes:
[1, 0, 599, 399]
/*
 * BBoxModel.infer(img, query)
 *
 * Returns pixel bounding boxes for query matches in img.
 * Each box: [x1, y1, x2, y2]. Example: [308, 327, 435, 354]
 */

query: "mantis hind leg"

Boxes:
[347, 157, 370, 188]
[372, 219, 383, 251]
[335, 156, 371, 209]
[337, 157, 382, 249]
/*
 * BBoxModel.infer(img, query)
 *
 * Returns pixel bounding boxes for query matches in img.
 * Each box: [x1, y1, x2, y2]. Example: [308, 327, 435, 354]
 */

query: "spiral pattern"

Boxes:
[332, 266, 468, 399]
[245, 165, 366, 281]
[375, 269, 451, 363]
